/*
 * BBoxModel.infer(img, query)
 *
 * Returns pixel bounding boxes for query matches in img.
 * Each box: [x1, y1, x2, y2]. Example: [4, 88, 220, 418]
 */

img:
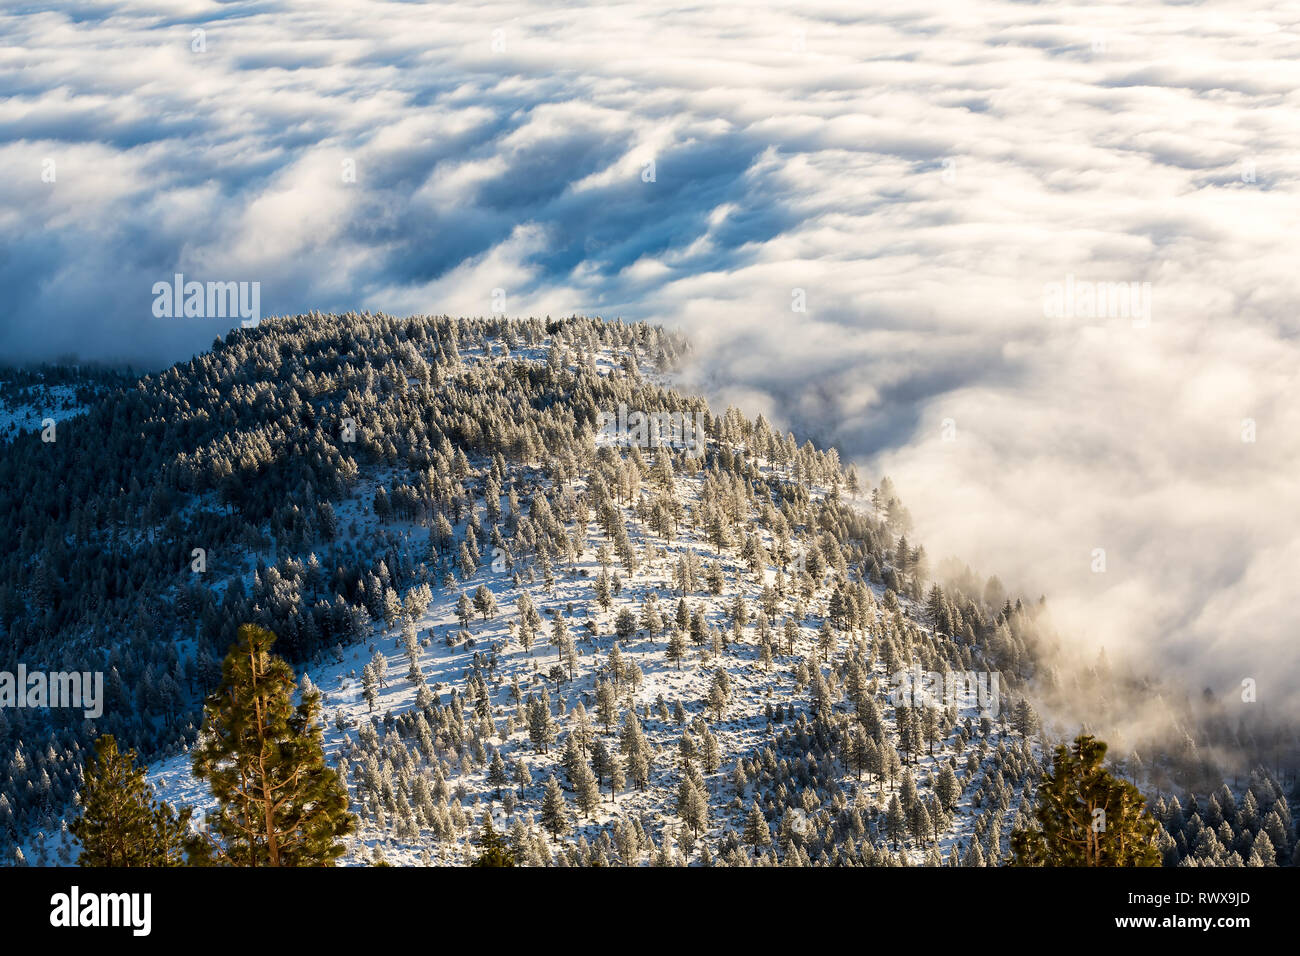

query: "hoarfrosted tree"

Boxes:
[885, 794, 907, 850]
[515, 592, 541, 654]
[847, 726, 872, 781]
[595, 679, 618, 732]
[540, 777, 570, 840]
[402, 627, 423, 684]
[641, 594, 663, 642]
[573, 760, 601, 819]
[360, 663, 380, 713]
[487, 752, 510, 798]
[560, 734, 586, 783]
[909, 799, 932, 848]
[603, 741, 626, 803]
[570, 703, 594, 757]
[900, 770, 919, 813]
[615, 607, 637, 641]
[472, 585, 498, 621]
[1012, 698, 1037, 738]
[513, 758, 532, 797]
[676, 772, 709, 837]
[526, 693, 558, 754]
[369, 650, 388, 688]
[620, 711, 652, 790]
[607, 643, 625, 690]
[550, 616, 568, 660]
[936, 764, 960, 811]
[594, 568, 612, 611]
[700, 728, 721, 773]
[884, 746, 903, 792]
[707, 668, 730, 721]
[663, 628, 686, 670]
[456, 592, 474, 628]
[743, 801, 770, 857]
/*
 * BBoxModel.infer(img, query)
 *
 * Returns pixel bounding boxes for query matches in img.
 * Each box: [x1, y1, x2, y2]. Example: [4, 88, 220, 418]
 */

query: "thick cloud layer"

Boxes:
[4, 1, 1298, 718]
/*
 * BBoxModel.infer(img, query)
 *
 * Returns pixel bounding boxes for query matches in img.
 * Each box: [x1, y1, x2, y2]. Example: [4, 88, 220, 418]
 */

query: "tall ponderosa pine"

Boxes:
[1010, 734, 1161, 866]
[71, 735, 193, 866]
[193, 624, 356, 866]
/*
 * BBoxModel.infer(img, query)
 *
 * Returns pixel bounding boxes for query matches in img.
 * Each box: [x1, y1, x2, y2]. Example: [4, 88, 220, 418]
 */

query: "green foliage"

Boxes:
[193, 623, 356, 866]
[1011, 734, 1162, 867]
[70, 735, 194, 866]
[470, 818, 518, 867]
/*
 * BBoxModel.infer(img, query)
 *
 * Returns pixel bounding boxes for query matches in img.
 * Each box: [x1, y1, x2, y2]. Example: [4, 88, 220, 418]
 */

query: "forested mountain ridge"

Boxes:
[2, 315, 689, 822]
[0, 365, 126, 443]
[0, 313, 1292, 866]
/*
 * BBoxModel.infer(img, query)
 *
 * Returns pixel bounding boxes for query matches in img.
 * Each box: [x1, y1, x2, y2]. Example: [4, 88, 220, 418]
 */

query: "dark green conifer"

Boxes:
[1011, 734, 1161, 866]
[470, 818, 518, 867]
[71, 735, 193, 866]
[193, 623, 356, 866]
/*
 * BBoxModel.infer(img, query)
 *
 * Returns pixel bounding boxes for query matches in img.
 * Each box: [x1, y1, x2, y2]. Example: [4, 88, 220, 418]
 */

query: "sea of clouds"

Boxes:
[3, 0, 1298, 721]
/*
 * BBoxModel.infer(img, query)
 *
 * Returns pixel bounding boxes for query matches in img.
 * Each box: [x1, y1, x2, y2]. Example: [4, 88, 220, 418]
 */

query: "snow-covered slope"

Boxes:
[144, 321, 1040, 867]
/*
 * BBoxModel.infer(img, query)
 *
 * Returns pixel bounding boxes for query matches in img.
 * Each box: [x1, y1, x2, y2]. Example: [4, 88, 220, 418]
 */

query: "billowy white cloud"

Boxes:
[3, 0, 1298, 724]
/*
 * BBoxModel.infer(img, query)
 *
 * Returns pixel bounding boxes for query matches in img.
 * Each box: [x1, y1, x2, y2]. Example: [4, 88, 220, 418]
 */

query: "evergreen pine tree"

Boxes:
[540, 776, 570, 839]
[573, 760, 601, 819]
[193, 624, 356, 866]
[1010, 734, 1161, 866]
[885, 794, 907, 850]
[71, 735, 194, 866]
[743, 801, 770, 856]
[487, 752, 510, 798]
[470, 817, 518, 866]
